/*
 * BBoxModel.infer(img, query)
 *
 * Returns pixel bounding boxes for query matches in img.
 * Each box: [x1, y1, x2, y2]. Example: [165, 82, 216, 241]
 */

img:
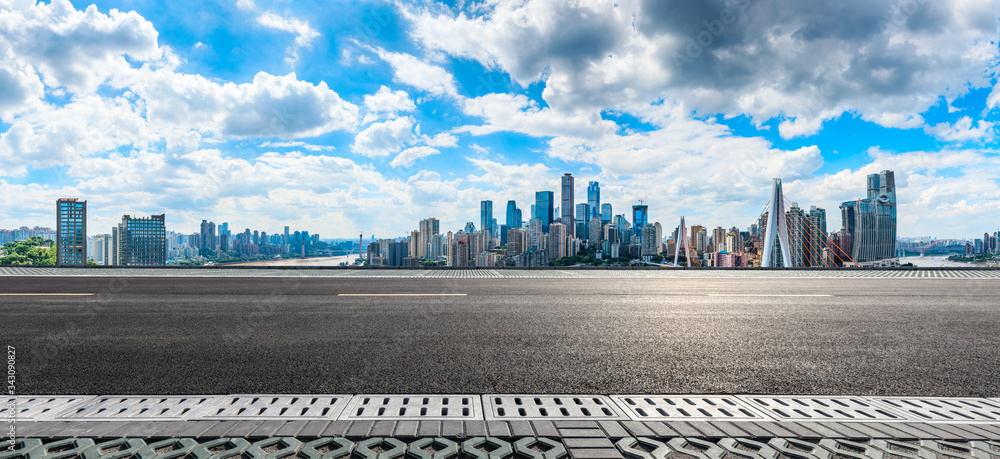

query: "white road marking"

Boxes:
[707, 294, 833, 297]
[337, 293, 467, 296]
[0, 293, 95, 296]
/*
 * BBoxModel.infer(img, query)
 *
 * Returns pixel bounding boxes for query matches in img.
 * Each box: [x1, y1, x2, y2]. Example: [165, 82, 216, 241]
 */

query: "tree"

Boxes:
[0, 237, 57, 265]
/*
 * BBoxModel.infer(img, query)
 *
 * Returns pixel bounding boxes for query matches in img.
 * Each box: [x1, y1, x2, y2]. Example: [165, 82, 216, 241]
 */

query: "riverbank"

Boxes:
[225, 255, 357, 266]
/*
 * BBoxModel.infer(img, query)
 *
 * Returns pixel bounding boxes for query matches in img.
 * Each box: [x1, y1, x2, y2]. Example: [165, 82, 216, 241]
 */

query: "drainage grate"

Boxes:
[342, 395, 481, 420]
[871, 397, 1000, 423]
[483, 395, 627, 420]
[193, 395, 351, 420]
[53, 396, 217, 421]
[0, 396, 96, 421]
[741, 396, 905, 422]
[611, 396, 769, 421]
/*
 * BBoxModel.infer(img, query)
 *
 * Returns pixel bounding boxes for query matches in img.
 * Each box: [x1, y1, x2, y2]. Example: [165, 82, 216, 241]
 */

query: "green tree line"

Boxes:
[0, 237, 57, 265]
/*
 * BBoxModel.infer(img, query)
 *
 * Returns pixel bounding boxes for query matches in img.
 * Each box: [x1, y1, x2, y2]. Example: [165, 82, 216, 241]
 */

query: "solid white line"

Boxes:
[707, 294, 833, 297]
[337, 293, 467, 297]
[0, 293, 95, 296]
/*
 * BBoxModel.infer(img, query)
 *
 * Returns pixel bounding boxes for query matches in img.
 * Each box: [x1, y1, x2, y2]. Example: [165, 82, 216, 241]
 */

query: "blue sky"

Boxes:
[1, 0, 999, 239]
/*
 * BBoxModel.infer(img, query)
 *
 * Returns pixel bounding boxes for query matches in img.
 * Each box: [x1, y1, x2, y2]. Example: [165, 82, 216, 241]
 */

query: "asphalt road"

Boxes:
[2, 276, 999, 396]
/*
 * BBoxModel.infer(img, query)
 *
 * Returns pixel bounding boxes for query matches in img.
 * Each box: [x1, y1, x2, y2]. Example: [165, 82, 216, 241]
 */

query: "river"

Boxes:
[225, 254, 358, 266]
[898, 254, 978, 267]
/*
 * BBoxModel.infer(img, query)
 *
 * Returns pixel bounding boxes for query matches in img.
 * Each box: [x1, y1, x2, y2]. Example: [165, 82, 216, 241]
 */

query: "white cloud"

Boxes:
[0, 53, 44, 121]
[256, 12, 319, 65]
[458, 93, 616, 139]
[129, 70, 358, 138]
[0, 0, 162, 95]
[351, 116, 414, 157]
[237, 0, 255, 10]
[373, 48, 459, 97]
[925, 117, 996, 143]
[421, 132, 458, 147]
[259, 141, 335, 151]
[390, 146, 440, 168]
[362, 85, 416, 123]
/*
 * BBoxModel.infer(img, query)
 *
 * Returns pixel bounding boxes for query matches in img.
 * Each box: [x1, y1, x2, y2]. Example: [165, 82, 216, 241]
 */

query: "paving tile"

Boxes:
[751, 421, 800, 437]
[297, 421, 331, 438]
[510, 420, 534, 437]
[392, 421, 417, 438]
[78, 421, 130, 438]
[274, 420, 307, 437]
[226, 421, 265, 437]
[556, 421, 600, 429]
[969, 423, 1000, 437]
[464, 421, 487, 437]
[178, 421, 222, 438]
[705, 421, 750, 438]
[620, 421, 656, 437]
[816, 422, 869, 439]
[200, 420, 242, 438]
[441, 420, 464, 438]
[683, 421, 727, 438]
[767, 422, 821, 439]
[560, 428, 609, 438]
[564, 438, 616, 449]
[11, 421, 52, 437]
[858, 422, 911, 439]
[795, 421, 846, 438]
[418, 421, 442, 437]
[900, 423, 951, 439]
[597, 421, 630, 440]
[345, 420, 374, 438]
[144, 421, 201, 438]
[322, 420, 353, 437]
[921, 423, 980, 440]
[371, 421, 398, 437]
[730, 421, 772, 438]
[872, 422, 928, 440]
[35, 421, 92, 438]
[532, 421, 559, 438]
[248, 420, 287, 438]
[658, 422, 695, 438]
[486, 421, 512, 438]
[106, 421, 159, 437]
[950, 423, 1000, 439]
[567, 448, 624, 459]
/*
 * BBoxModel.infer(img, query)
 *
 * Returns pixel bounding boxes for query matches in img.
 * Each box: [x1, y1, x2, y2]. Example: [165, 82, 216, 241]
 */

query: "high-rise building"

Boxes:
[56, 198, 87, 265]
[786, 205, 806, 267]
[505, 200, 521, 229]
[712, 227, 726, 252]
[640, 226, 658, 258]
[840, 170, 896, 262]
[548, 222, 567, 259]
[480, 201, 493, 238]
[92, 233, 111, 265]
[561, 174, 575, 236]
[600, 203, 612, 224]
[112, 214, 166, 266]
[587, 181, 600, 221]
[632, 204, 648, 229]
[806, 206, 827, 266]
[653, 222, 663, 253]
[199, 220, 216, 251]
[535, 191, 554, 232]
[588, 218, 603, 246]
[575, 203, 589, 239]
[418, 218, 440, 259]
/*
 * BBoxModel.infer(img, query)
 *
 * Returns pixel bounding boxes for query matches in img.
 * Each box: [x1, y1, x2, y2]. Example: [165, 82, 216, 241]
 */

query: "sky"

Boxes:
[1, 0, 999, 239]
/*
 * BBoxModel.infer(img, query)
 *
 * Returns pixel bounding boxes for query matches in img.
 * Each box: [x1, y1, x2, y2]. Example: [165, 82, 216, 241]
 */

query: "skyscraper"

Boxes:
[561, 174, 575, 236]
[56, 198, 86, 265]
[418, 218, 440, 259]
[480, 201, 493, 238]
[505, 200, 521, 229]
[632, 204, 648, 243]
[840, 170, 896, 262]
[807, 206, 827, 266]
[575, 203, 589, 238]
[587, 181, 600, 221]
[199, 220, 216, 251]
[600, 203, 612, 224]
[112, 214, 166, 266]
[535, 191, 554, 233]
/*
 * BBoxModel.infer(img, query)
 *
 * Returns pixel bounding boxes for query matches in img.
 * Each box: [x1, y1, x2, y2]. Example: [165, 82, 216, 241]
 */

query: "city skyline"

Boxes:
[1, 1, 999, 239]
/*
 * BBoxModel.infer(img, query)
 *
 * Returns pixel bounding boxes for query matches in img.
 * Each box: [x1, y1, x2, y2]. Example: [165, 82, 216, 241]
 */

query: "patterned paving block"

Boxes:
[611, 396, 768, 421]
[342, 395, 481, 420]
[194, 395, 350, 420]
[741, 396, 905, 422]
[0, 396, 96, 421]
[484, 396, 627, 420]
[52, 396, 217, 421]
[871, 398, 1000, 423]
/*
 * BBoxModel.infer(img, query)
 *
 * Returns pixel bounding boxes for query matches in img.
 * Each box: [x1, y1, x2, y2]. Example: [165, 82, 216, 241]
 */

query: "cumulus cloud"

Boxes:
[352, 116, 414, 157]
[373, 48, 459, 97]
[404, 0, 1000, 137]
[256, 12, 320, 65]
[390, 146, 440, 168]
[925, 117, 996, 143]
[129, 70, 358, 138]
[0, 0, 162, 95]
[363, 85, 416, 123]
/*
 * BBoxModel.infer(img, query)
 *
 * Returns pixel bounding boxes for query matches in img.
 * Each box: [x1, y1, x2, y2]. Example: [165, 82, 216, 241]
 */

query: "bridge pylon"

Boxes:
[761, 178, 793, 268]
